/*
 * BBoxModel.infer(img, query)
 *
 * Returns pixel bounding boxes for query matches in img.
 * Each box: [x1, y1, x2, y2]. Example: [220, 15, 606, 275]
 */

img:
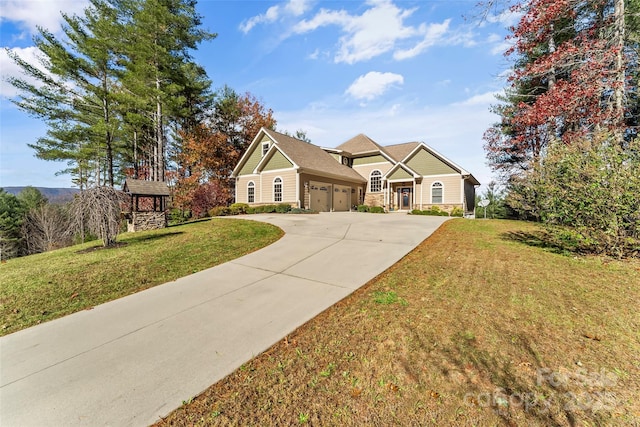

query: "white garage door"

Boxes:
[309, 181, 331, 212]
[333, 185, 350, 211]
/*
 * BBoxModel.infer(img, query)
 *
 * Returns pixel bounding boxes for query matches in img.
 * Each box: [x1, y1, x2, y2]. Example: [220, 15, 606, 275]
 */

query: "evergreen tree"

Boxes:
[0, 190, 26, 260]
[117, 0, 215, 181]
[7, 0, 123, 187]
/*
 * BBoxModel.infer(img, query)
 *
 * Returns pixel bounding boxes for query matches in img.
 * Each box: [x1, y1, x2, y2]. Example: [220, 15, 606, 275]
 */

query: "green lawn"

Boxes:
[156, 219, 640, 426]
[0, 218, 283, 336]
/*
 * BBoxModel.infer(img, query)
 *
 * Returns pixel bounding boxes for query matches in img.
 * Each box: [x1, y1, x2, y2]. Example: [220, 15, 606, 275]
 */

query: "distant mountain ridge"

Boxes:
[3, 187, 80, 204]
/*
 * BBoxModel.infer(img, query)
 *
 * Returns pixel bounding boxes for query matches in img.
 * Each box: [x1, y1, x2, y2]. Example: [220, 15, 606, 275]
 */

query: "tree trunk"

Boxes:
[613, 0, 625, 143]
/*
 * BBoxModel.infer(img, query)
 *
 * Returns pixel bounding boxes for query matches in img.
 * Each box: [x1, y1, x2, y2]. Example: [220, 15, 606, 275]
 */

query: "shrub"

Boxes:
[209, 206, 230, 216]
[369, 206, 385, 213]
[169, 208, 190, 224]
[276, 203, 292, 213]
[246, 207, 256, 214]
[229, 203, 249, 215]
[410, 209, 423, 215]
[253, 204, 277, 213]
[451, 207, 464, 217]
[506, 134, 640, 257]
[288, 208, 318, 214]
[357, 205, 369, 212]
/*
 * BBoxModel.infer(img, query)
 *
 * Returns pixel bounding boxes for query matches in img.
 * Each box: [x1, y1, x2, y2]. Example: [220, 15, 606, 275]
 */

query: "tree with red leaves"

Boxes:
[485, 0, 630, 180]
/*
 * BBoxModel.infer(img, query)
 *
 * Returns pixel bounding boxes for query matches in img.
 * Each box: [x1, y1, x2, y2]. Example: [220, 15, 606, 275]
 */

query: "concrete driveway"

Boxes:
[0, 212, 449, 426]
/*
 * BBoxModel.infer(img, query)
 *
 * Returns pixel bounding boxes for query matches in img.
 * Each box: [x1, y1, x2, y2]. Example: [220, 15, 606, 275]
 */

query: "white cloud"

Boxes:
[240, 0, 313, 33]
[294, 0, 424, 64]
[485, 9, 522, 28]
[0, 46, 47, 98]
[393, 19, 450, 60]
[345, 71, 404, 101]
[0, 0, 89, 34]
[490, 39, 514, 56]
[452, 91, 500, 107]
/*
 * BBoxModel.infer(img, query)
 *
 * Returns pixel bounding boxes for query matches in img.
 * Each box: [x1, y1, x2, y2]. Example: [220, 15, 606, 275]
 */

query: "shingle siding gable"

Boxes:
[239, 144, 264, 175]
[263, 150, 294, 171]
[406, 148, 457, 175]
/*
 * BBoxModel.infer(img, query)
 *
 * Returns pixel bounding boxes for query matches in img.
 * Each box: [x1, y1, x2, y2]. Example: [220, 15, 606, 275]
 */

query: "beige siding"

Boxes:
[388, 166, 413, 180]
[235, 175, 260, 204]
[352, 161, 393, 183]
[262, 150, 293, 171]
[419, 175, 462, 205]
[261, 170, 298, 203]
[353, 155, 386, 165]
[407, 148, 457, 175]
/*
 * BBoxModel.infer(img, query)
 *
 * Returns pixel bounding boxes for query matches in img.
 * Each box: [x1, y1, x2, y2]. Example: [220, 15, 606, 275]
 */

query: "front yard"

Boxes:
[157, 219, 640, 426]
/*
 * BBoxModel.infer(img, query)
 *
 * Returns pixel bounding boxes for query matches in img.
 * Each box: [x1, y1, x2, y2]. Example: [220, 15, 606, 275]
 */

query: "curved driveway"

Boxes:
[0, 212, 449, 426]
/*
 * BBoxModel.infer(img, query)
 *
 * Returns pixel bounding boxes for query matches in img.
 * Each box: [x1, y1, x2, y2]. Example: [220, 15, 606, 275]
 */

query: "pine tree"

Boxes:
[7, 0, 123, 187]
[116, 0, 215, 182]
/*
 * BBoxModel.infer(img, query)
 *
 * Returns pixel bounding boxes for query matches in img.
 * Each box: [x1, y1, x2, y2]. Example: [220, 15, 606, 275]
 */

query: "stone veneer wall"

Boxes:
[364, 193, 384, 207]
[417, 204, 463, 213]
[127, 211, 167, 232]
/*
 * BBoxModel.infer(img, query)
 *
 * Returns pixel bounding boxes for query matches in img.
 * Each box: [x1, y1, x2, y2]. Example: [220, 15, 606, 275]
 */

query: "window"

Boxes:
[262, 142, 269, 157]
[370, 170, 382, 192]
[247, 181, 255, 203]
[431, 181, 443, 204]
[273, 177, 282, 202]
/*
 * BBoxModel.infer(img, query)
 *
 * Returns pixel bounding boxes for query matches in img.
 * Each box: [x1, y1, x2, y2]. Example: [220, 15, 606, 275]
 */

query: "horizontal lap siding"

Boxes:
[353, 162, 393, 187]
[235, 175, 260, 204]
[420, 175, 462, 204]
[261, 170, 297, 203]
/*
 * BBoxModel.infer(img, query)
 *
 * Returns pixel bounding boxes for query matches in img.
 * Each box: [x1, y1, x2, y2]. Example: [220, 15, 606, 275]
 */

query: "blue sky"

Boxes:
[0, 0, 517, 189]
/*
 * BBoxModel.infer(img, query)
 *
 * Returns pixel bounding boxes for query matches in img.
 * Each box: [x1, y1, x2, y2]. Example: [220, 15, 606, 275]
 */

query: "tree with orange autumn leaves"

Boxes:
[173, 87, 276, 217]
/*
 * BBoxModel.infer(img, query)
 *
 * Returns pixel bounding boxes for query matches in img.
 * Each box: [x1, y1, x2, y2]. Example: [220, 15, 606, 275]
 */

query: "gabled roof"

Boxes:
[254, 142, 296, 172]
[401, 142, 481, 185]
[123, 179, 170, 196]
[336, 133, 382, 154]
[233, 128, 365, 183]
[263, 129, 366, 182]
[384, 162, 420, 180]
[384, 142, 420, 162]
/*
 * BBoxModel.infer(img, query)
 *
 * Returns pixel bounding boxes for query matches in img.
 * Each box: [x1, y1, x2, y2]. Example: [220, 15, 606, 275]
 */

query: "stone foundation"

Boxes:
[127, 211, 167, 232]
[415, 204, 463, 213]
[363, 193, 384, 207]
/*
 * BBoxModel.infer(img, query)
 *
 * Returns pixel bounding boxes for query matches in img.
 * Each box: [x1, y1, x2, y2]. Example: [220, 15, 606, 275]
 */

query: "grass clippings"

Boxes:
[156, 219, 640, 427]
[0, 219, 282, 336]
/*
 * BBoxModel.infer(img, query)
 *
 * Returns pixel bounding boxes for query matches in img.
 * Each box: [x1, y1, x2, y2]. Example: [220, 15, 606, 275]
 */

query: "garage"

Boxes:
[309, 181, 331, 212]
[332, 185, 350, 211]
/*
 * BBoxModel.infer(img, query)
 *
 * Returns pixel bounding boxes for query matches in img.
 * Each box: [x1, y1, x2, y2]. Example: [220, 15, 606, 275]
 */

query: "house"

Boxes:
[231, 128, 480, 214]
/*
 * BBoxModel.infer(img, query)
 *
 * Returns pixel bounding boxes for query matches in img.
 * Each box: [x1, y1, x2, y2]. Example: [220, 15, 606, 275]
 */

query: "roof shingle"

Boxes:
[123, 179, 170, 196]
[263, 129, 366, 183]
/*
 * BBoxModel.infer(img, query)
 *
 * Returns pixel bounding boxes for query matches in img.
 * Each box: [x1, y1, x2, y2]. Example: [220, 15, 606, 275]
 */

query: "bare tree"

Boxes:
[69, 187, 128, 247]
[22, 203, 71, 254]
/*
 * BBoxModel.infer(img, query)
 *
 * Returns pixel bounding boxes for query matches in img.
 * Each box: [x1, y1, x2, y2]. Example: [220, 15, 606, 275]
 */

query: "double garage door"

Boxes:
[309, 181, 350, 212]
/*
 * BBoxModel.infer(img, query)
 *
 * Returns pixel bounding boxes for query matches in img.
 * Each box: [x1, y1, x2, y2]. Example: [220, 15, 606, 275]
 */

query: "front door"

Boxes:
[399, 187, 412, 210]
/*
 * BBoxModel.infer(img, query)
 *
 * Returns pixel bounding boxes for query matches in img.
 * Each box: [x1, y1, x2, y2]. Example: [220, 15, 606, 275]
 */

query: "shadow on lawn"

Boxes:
[404, 325, 614, 426]
[76, 231, 185, 253]
[500, 230, 574, 256]
[124, 231, 185, 244]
